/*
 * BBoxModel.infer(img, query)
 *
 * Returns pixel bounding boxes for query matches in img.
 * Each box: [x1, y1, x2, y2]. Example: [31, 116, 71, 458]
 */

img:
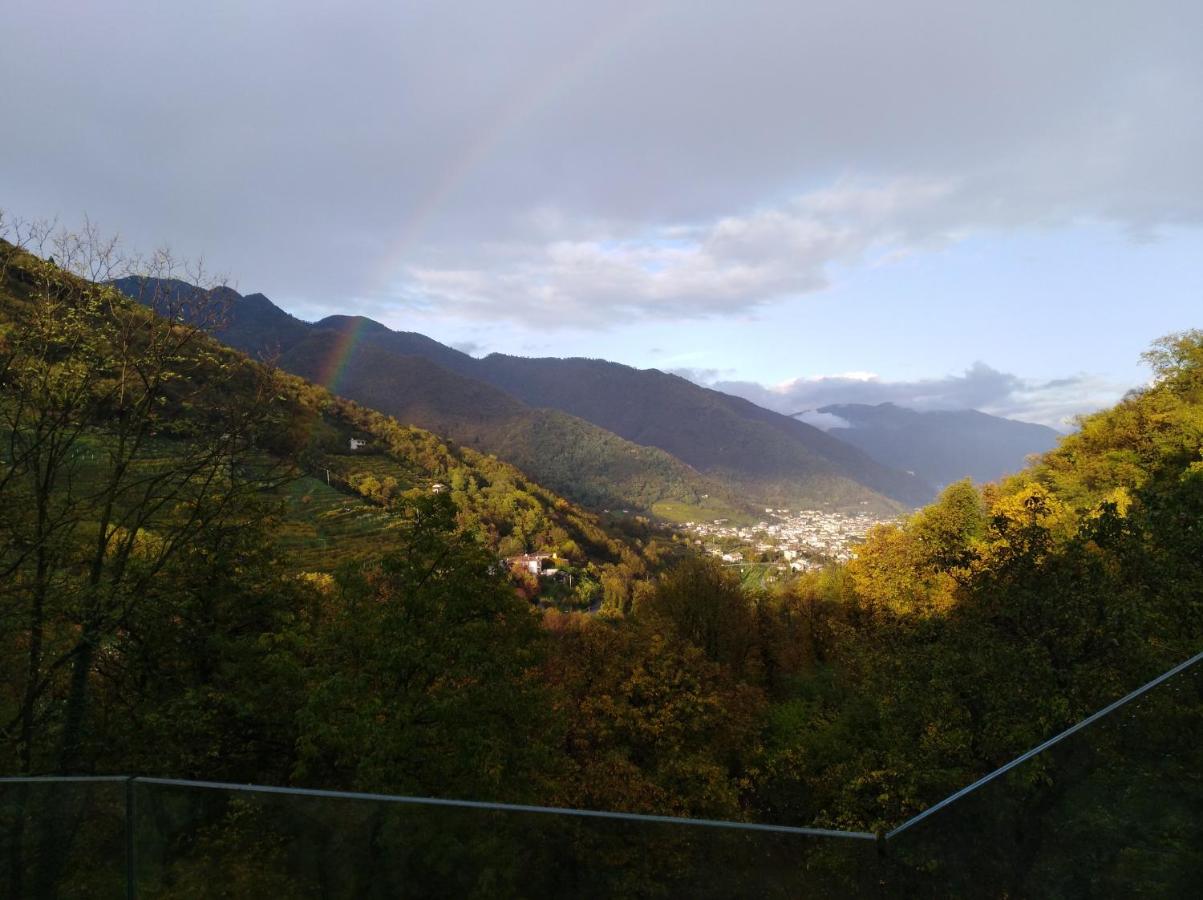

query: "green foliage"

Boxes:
[5, 235, 1203, 895]
[542, 614, 764, 819]
[641, 556, 760, 677]
[756, 330, 1203, 832]
[0, 240, 293, 777]
[293, 494, 561, 803]
[0, 239, 646, 793]
[275, 327, 744, 516]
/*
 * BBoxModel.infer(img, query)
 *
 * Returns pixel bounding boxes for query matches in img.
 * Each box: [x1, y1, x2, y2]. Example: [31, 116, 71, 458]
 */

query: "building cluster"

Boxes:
[678, 507, 896, 573]
[504, 552, 557, 576]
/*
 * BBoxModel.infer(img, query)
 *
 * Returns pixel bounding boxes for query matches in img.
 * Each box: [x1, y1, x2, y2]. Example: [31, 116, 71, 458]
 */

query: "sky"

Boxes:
[2, 0, 1201, 429]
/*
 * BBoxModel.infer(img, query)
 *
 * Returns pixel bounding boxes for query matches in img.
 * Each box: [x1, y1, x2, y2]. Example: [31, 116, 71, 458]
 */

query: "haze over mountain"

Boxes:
[795, 403, 1062, 488]
[114, 278, 936, 515]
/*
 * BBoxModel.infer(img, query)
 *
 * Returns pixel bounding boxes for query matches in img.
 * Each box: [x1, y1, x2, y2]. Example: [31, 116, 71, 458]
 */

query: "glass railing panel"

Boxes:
[884, 656, 1203, 897]
[132, 780, 882, 899]
[0, 776, 128, 899]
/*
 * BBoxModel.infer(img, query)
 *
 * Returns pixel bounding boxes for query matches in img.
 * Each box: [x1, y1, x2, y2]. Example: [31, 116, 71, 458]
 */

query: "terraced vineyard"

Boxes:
[272, 475, 402, 572]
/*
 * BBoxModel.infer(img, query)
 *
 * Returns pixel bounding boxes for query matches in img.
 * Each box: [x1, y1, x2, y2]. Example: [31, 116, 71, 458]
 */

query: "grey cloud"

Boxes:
[795, 411, 853, 431]
[703, 363, 1127, 430]
[398, 180, 953, 324]
[666, 367, 727, 384]
[2, 1, 1201, 324]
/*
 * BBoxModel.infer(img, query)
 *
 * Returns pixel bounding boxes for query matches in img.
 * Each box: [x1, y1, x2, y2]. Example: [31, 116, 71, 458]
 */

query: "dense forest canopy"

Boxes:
[2, 229, 1201, 893]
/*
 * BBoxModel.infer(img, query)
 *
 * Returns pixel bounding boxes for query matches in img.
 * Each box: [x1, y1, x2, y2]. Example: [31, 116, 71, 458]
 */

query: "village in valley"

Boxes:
[676, 507, 897, 576]
[344, 435, 896, 595]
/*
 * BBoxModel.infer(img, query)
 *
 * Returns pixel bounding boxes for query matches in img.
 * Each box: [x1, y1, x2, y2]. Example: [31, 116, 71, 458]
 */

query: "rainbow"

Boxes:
[314, 316, 374, 394]
[368, 4, 660, 293]
[311, 6, 658, 396]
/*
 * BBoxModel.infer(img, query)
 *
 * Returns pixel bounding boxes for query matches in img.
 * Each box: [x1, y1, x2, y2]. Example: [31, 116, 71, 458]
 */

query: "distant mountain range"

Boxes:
[466, 354, 933, 509]
[796, 403, 1061, 488]
[114, 277, 1053, 517]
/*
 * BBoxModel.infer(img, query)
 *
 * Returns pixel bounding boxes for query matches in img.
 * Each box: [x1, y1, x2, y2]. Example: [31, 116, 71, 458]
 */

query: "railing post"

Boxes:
[125, 776, 137, 900]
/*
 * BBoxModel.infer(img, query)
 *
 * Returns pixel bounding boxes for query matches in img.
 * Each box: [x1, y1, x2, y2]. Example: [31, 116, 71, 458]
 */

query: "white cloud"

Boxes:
[695, 363, 1129, 430]
[398, 177, 965, 326]
[794, 371, 879, 384]
[795, 411, 853, 431]
[2, 1, 1200, 325]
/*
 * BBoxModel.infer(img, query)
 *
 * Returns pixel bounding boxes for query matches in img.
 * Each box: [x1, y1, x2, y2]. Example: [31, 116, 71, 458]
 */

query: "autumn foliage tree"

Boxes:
[292, 493, 562, 804]
[0, 227, 291, 775]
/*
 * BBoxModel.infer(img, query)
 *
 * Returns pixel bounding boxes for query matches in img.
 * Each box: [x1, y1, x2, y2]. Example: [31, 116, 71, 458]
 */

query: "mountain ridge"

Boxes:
[10, 244, 649, 580]
[799, 401, 1062, 488]
[278, 327, 732, 513]
[472, 353, 935, 508]
[113, 277, 937, 514]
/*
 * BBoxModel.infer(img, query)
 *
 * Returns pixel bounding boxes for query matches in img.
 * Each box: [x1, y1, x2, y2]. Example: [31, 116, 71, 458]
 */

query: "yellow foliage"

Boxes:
[297, 571, 335, 594]
[987, 482, 1074, 537]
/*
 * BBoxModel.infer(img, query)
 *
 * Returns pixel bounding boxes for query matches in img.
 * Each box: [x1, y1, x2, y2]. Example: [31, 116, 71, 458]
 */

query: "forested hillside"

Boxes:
[5, 235, 1202, 895]
[112, 278, 930, 514]
[788, 330, 1202, 891]
[475, 354, 935, 509]
[0, 236, 676, 784]
[277, 326, 738, 515]
[110, 268, 666, 579]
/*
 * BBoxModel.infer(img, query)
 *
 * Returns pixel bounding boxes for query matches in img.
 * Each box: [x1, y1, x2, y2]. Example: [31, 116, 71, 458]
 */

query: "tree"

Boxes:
[640, 556, 760, 677]
[543, 616, 763, 819]
[292, 493, 561, 803]
[0, 224, 292, 774]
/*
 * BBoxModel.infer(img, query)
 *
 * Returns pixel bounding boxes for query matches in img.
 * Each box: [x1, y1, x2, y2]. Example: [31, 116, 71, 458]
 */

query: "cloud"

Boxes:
[1, 0, 1200, 324]
[795, 411, 853, 430]
[396, 178, 968, 325]
[697, 362, 1127, 429]
[666, 366, 731, 384]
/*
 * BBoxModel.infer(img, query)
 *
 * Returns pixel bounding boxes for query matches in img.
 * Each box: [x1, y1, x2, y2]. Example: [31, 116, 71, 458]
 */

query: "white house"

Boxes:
[349, 438, 368, 451]
[505, 553, 553, 575]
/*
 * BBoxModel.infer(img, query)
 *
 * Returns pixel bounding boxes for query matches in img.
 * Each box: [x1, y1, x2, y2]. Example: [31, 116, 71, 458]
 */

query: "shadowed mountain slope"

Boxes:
[112, 276, 311, 357]
[811, 402, 1062, 488]
[474, 355, 935, 508]
[279, 328, 730, 512]
[8, 244, 647, 576]
[114, 278, 934, 514]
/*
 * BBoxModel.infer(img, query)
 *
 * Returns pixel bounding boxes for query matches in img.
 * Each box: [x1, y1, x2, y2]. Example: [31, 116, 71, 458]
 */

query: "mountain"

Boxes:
[111, 284, 745, 516]
[278, 326, 731, 513]
[472, 355, 935, 509]
[113, 278, 935, 514]
[312, 314, 477, 375]
[111, 276, 311, 357]
[8, 243, 650, 580]
[803, 402, 1062, 488]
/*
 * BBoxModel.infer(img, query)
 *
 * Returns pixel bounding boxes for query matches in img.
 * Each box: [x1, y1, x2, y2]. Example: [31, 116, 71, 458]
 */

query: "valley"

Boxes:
[4, 224, 1202, 898]
[4, 3, 1200, 893]
[678, 505, 897, 572]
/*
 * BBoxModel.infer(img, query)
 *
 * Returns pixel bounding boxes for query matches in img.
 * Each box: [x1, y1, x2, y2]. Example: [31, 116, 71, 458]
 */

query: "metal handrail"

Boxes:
[0, 775, 130, 783]
[0, 774, 874, 840]
[885, 646, 1203, 839]
[135, 776, 876, 839]
[4, 647, 1201, 846]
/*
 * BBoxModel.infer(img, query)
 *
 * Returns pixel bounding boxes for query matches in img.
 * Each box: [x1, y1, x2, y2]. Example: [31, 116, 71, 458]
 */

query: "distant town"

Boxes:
[676, 508, 898, 573]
